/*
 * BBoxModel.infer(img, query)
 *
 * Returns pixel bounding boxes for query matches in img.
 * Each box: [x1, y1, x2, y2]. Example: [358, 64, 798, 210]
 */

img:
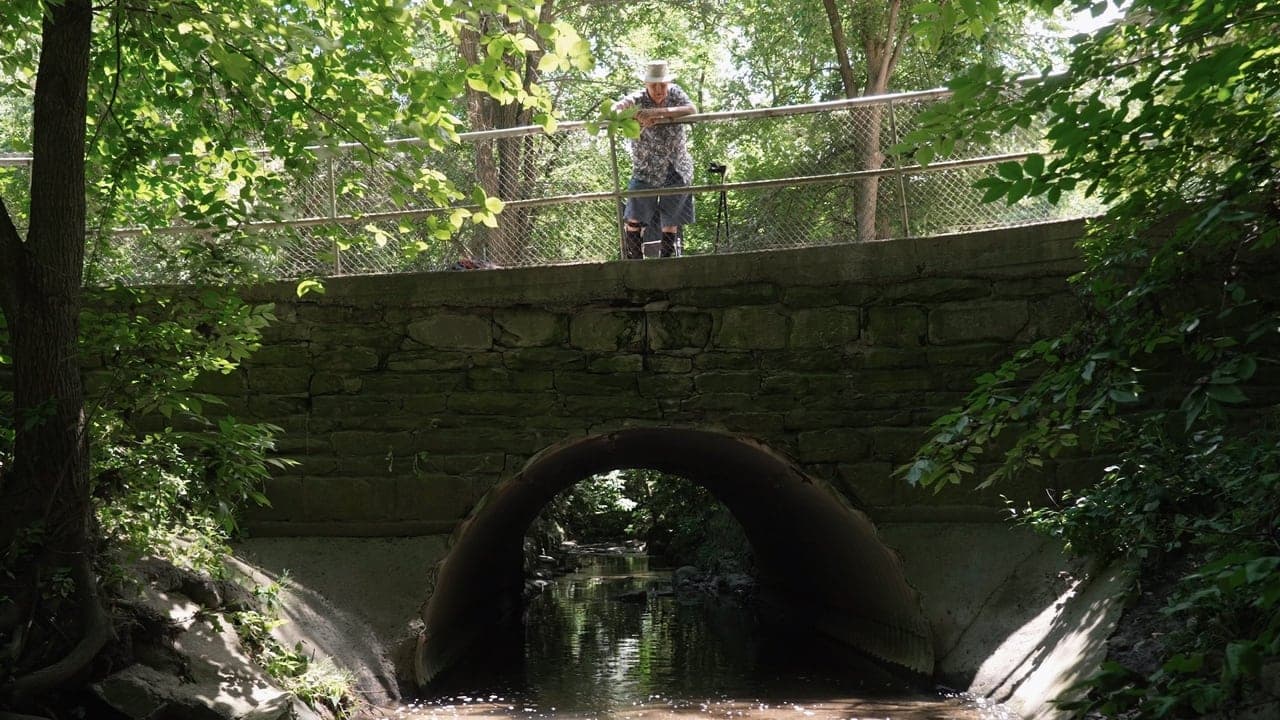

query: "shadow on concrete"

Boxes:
[230, 536, 450, 704]
[880, 522, 1128, 720]
[416, 427, 934, 691]
[975, 561, 1128, 719]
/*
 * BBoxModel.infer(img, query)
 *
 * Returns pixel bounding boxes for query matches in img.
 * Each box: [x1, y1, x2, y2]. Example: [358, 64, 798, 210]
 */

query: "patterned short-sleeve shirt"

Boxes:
[620, 83, 694, 185]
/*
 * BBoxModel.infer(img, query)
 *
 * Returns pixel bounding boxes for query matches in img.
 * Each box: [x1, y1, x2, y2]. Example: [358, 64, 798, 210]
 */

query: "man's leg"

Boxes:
[656, 172, 692, 258]
[623, 219, 645, 259]
[660, 225, 680, 257]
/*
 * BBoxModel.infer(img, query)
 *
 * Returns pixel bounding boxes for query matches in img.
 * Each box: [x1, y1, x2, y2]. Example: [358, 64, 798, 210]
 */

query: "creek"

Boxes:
[392, 552, 1014, 720]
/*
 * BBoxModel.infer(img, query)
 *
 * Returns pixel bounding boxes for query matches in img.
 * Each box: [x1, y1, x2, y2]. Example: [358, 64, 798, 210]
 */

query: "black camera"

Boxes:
[707, 162, 727, 175]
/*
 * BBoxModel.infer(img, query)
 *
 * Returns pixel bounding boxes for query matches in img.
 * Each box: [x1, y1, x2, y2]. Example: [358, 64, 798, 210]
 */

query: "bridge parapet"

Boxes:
[214, 220, 1088, 536]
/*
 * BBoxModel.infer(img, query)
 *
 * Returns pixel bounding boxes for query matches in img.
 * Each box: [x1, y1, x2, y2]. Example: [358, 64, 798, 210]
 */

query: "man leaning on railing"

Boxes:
[611, 60, 698, 259]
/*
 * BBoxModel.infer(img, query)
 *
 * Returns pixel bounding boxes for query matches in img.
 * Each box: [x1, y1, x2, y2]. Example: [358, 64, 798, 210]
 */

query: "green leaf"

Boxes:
[212, 47, 253, 84]
[535, 112, 558, 134]
[296, 279, 325, 297]
[1108, 387, 1140, 404]
[904, 459, 930, 487]
[1236, 355, 1258, 381]
[1244, 557, 1279, 583]
[1205, 383, 1246, 404]
[1163, 653, 1204, 673]
[1023, 153, 1045, 177]
[1182, 391, 1208, 431]
[1223, 642, 1258, 680]
[975, 177, 1008, 203]
[996, 161, 1023, 181]
[537, 53, 561, 73]
[1005, 178, 1032, 205]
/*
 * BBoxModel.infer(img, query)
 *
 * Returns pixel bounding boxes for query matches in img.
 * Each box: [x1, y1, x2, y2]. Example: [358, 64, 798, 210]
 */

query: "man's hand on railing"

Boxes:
[635, 109, 663, 128]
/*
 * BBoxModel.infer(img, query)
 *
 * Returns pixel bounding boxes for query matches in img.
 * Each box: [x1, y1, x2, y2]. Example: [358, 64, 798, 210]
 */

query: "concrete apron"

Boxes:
[878, 523, 1128, 719]
[232, 523, 1127, 719]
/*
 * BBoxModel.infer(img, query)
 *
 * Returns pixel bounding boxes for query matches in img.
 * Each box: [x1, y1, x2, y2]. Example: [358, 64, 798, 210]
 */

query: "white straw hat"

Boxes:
[641, 60, 675, 84]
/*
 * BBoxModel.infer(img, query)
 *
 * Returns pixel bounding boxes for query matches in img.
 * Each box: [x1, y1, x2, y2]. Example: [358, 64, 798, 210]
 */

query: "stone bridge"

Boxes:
[210, 219, 1096, 694]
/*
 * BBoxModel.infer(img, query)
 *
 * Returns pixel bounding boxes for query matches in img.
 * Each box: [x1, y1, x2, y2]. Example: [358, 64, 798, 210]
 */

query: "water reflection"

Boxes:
[393, 553, 1010, 720]
[394, 696, 1009, 720]
[523, 554, 767, 709]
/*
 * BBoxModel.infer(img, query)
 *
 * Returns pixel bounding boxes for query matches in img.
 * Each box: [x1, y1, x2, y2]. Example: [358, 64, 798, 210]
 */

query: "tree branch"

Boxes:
[221, 37, 385, 161]
[86, 2, 124, 153]
[820, 0, 858, 99]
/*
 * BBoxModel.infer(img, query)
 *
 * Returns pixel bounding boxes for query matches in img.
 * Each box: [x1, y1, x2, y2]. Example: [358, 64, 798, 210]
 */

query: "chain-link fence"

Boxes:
[0, 87, 1101, 281]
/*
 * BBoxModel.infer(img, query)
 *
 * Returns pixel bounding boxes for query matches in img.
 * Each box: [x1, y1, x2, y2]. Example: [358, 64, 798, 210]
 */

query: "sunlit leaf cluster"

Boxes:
[0, 0, 580, 275]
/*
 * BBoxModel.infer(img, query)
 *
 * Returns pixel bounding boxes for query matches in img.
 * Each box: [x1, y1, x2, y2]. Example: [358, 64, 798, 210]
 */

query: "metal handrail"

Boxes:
[83, 85, 977, 239]
[108, 151, 1041, 239]
[0, 84, 961, 166]
[1, 74, 1069, 165]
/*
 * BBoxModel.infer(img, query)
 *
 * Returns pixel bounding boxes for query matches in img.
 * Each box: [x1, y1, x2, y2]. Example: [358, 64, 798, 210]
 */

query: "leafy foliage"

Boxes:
[1, 2, 1079, 270]
[898, 0, 1280, 715]
[230, 578, 358, 718]
[0, 1, 584, 275]
[1, 0, 572, 706]
[899, 0, 1280, 495]
[542, 470, 752, 573]
[1022, 428, 1280, 717]
[0, 283, 281, 574]
[79, 282, 282, 559]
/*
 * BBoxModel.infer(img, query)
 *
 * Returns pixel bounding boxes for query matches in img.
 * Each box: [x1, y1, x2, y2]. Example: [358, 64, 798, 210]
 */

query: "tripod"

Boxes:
[708, 163, 729, 252]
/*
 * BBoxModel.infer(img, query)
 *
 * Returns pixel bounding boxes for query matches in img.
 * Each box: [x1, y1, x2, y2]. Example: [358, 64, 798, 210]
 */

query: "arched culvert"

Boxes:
[415, 428, 933, 689]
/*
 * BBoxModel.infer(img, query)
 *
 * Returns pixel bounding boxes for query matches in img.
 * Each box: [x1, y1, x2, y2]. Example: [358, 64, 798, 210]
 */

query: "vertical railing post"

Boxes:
[886, 100, 911, 237]
[327, 154, 341, 275]
[608, 131, 625, 260]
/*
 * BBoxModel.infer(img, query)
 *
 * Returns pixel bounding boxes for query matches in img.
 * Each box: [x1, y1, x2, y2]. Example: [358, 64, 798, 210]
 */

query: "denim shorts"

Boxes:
[624, 167, 695, 233]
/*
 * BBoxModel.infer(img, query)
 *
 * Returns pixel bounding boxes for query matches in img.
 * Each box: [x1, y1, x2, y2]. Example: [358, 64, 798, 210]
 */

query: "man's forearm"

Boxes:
[649, 104, 696, 120]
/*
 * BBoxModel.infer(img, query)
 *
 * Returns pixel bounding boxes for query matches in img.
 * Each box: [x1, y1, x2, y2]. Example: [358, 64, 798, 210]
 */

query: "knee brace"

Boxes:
[623, 221, 645, 259]
[660, 230, 679, 258]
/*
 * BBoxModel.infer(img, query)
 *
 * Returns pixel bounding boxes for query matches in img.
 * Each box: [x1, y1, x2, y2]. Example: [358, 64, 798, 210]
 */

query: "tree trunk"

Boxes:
[822, 0, 900, 242]
[0, 0, 109, 704]
[457, 3, 554, 266]
[852, 101, 885, 243]
[821, 0, 858, 99]
[854, 0, 906, 242]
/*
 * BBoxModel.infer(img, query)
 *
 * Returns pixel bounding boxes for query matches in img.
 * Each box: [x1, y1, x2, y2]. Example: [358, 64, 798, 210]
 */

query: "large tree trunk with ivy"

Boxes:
[459, 2, 555, 265]
[0, 0, 111, 705]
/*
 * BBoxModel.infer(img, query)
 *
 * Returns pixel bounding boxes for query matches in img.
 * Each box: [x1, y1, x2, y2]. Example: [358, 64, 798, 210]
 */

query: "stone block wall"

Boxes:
[203, 221, 1088, 536]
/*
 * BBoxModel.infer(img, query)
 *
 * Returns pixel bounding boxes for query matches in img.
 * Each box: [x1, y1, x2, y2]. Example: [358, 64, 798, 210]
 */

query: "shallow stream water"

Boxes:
[387, 554, 1014, 720]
